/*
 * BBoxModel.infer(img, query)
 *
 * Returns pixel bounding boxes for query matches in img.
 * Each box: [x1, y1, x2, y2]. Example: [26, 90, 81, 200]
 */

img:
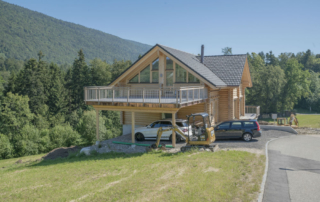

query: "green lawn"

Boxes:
[0, 150, 265, 202]
[259, 114, 320, 128]
[296, 114, 320, 128]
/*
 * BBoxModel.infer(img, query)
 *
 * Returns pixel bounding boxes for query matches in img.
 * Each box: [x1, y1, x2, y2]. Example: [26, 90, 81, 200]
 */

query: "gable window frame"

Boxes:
[151, 58, 159, 83]
[175, 63, 187, 83]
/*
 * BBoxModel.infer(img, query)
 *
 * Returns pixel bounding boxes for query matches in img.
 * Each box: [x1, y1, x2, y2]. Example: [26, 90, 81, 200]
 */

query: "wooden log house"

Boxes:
[85, 44, 260, 147]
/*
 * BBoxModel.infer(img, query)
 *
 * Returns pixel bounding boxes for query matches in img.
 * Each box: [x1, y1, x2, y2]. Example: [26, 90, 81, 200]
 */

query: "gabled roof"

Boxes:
[109, 44, 248, 88]
[195, 54, 247, 86]
[158, 44, 226, 87]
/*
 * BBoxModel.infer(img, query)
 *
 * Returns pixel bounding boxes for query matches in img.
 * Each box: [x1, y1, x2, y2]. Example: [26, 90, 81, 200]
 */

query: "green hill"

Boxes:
[0, 0, 151, 64]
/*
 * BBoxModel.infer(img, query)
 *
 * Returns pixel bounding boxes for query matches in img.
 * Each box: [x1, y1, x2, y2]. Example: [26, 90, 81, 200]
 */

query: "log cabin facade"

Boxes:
[84, 44, 259, 147]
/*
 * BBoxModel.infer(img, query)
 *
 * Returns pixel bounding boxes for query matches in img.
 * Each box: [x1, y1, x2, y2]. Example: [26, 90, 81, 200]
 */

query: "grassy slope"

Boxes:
[0, 151, 265, 202]
[0, 1, 151, 64]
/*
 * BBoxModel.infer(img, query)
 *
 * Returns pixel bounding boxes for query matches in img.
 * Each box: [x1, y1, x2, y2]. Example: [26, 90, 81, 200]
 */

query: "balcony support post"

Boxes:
[96, 108, 100, 141]
[193, 89, 194, 101]
[180, 89, 182, 103]
[131, 112, 135, 143]
[143, 88, 145, 103]
[112, 89, 115, 105]
[127, 87, 129, 103]
[172, 112, 176, 148]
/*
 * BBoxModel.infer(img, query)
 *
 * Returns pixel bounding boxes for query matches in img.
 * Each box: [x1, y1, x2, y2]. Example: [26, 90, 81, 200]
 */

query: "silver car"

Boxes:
[134, 119, 192, 142]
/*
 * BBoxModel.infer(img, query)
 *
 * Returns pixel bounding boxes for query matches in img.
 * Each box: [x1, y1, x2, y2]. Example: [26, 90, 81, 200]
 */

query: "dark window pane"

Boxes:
[152, 58, 159, 70]
[218, 122, 230, 129]
[152, 71, 158, 83]
[129, 74, 138, 83]
[244, 122, 255, 127]
[166, 57, 173, 70]
[151, 121, 161, 128]
[231, 122, 242, 128]
[161, 121, 172, 127]
[166, 71, 173, 86]
[175, 64, 186, 82]
[188, 73, 200, 83]
[140, 65, 150, 83]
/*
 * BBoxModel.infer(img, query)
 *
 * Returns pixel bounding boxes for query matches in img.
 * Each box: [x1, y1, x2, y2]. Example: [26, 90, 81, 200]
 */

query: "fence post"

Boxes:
[112, 89, 115, 103]
[143, 88, 145, 103]
[193, 89, 194, 101]
[98, 88, 100, 104]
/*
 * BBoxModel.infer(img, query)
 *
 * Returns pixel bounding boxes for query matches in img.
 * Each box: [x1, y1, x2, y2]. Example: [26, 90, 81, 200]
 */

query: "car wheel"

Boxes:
[135, 132, 145, 141]
[169, 134, 182, 143]
[242, 133, 252, 142]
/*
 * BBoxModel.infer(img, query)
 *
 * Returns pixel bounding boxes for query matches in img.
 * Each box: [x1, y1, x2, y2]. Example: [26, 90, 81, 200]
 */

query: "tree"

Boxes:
[222, 47, 232, 55]
[90, 58, 111, 86]
[280, 58, 310, 111]
[266, 51, 279, 66]
[70, 49, 90, 110]
[111, 59, 132, 81]
[0, 93, 34, 142]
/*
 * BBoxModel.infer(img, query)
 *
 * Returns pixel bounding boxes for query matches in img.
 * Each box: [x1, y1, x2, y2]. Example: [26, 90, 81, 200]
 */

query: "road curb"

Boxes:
[257, 135, 294, 202]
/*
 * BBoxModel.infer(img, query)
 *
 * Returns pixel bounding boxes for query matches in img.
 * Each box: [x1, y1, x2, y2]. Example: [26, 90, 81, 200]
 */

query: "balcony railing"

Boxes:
[245, 105, 260, 119]
[84, 86, 208, 105]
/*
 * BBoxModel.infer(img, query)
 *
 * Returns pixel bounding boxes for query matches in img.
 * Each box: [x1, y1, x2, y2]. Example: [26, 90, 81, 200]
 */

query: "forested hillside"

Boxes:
[0, 0, 151, 64]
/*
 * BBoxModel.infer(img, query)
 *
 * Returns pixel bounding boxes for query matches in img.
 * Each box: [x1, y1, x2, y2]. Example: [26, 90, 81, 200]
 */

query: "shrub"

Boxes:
[0, 134, 13, 159]
[49, 124, 80, 148]
[14, 125, 40, 157]
[77, 110, 107, 145]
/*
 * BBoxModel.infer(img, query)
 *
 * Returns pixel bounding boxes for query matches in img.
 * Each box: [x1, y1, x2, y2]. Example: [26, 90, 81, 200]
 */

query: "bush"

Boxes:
[77, 110, 107, 145]
[0, 134, 13, 159]
[49, 124, 80, 148]
[14, 125, 40, 157]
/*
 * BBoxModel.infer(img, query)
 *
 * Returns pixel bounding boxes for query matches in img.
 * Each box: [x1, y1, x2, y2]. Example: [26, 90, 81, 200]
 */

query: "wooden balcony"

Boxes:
[84, 86, 208, 108]
[241, 105, 260, 119]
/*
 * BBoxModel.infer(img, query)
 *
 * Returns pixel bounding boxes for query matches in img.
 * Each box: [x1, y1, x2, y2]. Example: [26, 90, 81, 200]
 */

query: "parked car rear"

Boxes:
[214, 120, 261, 141]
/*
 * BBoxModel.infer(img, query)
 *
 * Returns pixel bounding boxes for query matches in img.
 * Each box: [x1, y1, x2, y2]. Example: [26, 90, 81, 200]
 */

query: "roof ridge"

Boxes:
[157, 44, 196, 56]
[196, 54, 247, 57]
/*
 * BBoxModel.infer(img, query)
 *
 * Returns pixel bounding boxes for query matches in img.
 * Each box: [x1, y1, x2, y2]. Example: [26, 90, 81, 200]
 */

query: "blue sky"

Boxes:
[4, 0, 320, 56]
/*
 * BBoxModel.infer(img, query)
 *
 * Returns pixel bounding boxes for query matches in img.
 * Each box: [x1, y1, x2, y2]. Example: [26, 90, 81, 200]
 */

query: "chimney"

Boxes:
[201, 45, 204, 63]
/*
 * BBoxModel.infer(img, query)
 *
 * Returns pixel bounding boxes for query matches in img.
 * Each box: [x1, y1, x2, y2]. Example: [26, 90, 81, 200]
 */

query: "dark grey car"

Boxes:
[214, 120, 261, 141]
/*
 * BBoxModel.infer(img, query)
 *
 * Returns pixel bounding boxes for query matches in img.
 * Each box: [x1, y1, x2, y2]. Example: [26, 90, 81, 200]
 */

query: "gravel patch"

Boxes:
[295, 127, 320, 135]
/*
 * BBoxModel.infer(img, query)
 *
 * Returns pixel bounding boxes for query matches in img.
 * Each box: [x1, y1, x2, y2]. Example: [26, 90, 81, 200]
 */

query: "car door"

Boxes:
[229, 121, 243, 138]
[215, 122, 231, 139]
[146, 121, 161, 139]
[160, 121, 172, 139]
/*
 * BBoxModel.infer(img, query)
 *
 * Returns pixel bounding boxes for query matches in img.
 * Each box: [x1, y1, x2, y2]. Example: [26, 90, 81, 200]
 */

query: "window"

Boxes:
[152, 72, 158, 83]
[230, 122, 242, 128]
[175, 64, 186, 82]
[150, 121, 161, 128]
[218, 122, 230, 129]
[140, 65, 150, 83]
[152, 58, 159, 70]
[129, 74, 138, 83]
[161, 121, 172, 127]
[188, 73, 200, 83]
[166, 71, 173, 86]
[176, 122, 188, 127]
[243, 122, 255, 127]
[166, 57, 173, 70]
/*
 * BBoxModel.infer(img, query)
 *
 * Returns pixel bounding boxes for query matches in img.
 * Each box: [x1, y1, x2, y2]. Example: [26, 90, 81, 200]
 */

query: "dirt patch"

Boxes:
[204, 167, 219, 173]
[42, 146, 82, 160]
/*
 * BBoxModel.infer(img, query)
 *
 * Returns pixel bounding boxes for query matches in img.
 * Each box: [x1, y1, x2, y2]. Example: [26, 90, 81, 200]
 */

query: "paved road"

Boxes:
[263, 135, 320, 202]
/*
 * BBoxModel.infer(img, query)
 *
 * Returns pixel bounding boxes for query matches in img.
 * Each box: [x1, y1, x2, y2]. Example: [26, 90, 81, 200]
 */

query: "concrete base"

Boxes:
[122, 124, 144, 135]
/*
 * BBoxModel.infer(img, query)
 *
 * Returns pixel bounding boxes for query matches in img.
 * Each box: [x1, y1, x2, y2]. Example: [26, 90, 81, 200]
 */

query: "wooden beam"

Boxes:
[172, 113, 176, 148]
[131, 112, 135, 143]
[96, 109, 100, 141]
[93, 105, 179, 113]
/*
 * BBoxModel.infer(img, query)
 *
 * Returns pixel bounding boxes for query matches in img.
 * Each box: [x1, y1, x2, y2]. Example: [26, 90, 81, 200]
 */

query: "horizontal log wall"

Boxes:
[123, 111, 162, 125]
[219, 89, 229, 121]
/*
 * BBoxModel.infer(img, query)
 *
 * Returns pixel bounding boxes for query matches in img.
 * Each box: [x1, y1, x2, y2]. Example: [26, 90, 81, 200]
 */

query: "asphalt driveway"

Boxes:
[263, 135, 320, 202]
[139, 126, 294, 152]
